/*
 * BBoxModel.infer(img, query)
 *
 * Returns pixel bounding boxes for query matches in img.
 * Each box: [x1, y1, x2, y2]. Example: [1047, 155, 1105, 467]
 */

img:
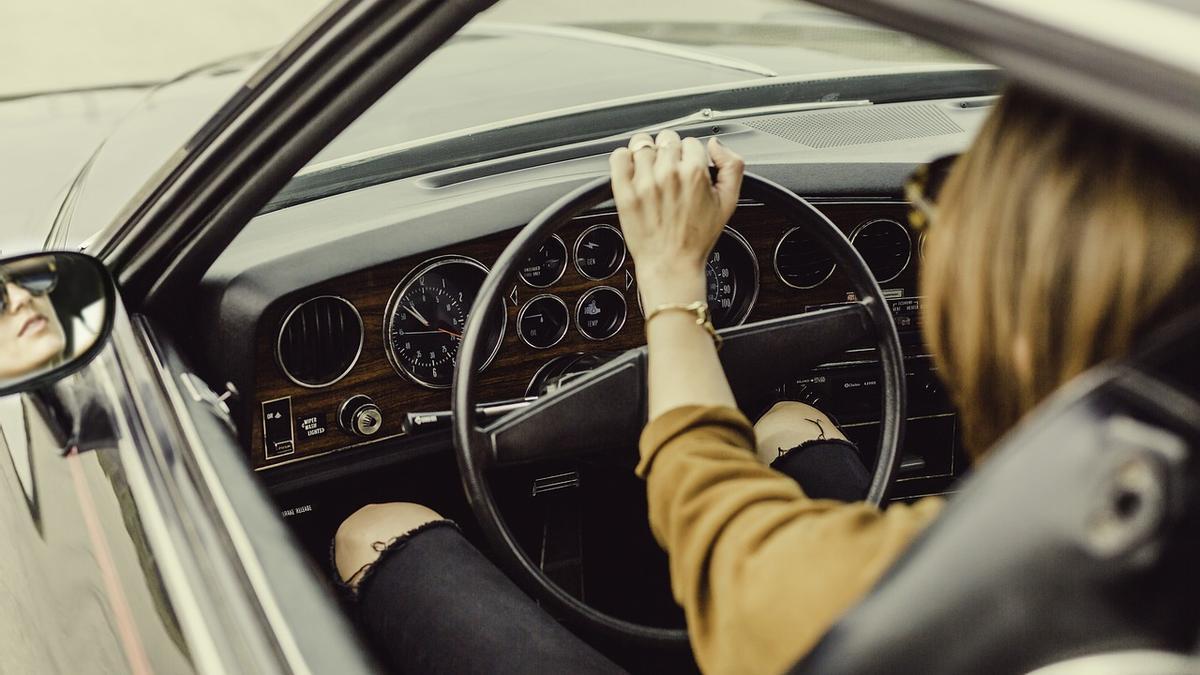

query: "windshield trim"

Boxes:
[297, 64, 994, 178]
[463, 22, 779, 77]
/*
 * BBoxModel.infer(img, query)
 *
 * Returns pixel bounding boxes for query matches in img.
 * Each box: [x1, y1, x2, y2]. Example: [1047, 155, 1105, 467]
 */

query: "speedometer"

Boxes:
[383, 257, 506, 389]
[706, 228, 759, 327]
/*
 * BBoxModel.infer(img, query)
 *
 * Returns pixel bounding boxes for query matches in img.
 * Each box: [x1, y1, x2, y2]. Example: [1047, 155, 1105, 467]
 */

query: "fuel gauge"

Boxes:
[520, 235, 568, 288]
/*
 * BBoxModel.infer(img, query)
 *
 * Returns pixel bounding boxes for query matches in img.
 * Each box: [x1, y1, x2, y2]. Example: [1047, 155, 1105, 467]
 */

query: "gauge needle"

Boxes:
[403, 302, 431, 327]
[438, 327, 463, 339]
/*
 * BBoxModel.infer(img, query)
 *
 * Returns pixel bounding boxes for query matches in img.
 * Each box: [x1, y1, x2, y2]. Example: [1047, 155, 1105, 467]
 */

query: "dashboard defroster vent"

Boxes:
[276, 296, 363, 388]
[744, 104, 962, 149]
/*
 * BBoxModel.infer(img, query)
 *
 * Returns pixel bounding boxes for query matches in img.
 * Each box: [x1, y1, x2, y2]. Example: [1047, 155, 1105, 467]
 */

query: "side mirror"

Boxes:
[0, 252, 115, 396]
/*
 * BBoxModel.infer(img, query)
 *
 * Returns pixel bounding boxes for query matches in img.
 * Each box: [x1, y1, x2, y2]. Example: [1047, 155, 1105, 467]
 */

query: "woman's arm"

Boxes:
[609, 130, 741, 418]
[612, 132, 944, 674]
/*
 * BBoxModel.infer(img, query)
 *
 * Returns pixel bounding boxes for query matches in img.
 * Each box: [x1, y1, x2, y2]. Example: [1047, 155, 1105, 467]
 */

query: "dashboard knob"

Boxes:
[339, 395, 382, 437]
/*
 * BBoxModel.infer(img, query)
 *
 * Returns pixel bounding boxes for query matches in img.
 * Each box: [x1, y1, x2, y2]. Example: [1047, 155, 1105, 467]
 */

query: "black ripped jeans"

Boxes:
[345, 439, 867, 675]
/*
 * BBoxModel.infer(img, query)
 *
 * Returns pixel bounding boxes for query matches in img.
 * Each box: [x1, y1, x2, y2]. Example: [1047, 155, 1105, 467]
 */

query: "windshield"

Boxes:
[307, 0, 973, 168]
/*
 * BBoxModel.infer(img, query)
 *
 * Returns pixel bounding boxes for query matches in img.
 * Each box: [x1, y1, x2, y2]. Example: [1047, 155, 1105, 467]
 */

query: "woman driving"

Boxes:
[333, 84, 1200, 674]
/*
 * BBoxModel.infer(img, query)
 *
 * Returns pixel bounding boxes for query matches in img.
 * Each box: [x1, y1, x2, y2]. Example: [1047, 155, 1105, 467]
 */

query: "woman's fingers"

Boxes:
[609, 147, 635, 202]
[609, 147, 634, 183]
[630, 132, 657, 179]
[654, 129, 683, 173]
[708, 137, 745, 216]
[681, 135, 705, 170]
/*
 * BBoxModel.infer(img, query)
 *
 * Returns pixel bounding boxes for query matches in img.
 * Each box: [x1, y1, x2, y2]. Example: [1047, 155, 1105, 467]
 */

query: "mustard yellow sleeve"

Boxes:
[637, 405, 944, 675]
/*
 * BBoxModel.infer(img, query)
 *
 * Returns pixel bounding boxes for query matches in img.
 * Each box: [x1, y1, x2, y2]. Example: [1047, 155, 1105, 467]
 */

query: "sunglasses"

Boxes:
[0, 261, 58, 314]
[904, 153, 959, 233]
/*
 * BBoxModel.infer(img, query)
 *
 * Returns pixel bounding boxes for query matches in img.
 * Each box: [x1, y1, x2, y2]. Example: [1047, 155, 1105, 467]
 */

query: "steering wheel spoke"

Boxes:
[484, 302, 873, 465]
[721, 301, 873, 406]
[485, 349, 647, 465]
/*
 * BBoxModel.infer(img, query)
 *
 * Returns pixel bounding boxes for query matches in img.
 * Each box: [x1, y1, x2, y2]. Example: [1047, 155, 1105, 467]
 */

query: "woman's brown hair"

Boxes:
[920, 85, 1200, 457]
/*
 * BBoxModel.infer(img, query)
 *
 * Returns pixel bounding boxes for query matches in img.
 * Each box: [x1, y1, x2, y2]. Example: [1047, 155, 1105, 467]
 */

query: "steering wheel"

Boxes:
[453, 172, 906, 646]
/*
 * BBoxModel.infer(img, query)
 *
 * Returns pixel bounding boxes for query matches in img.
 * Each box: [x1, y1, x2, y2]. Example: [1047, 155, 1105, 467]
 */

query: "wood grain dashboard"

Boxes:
[250, 200, 918, 470]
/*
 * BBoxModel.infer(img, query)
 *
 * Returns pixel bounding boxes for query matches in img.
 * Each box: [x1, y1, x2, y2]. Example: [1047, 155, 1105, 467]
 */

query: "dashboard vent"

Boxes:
[276, 296, 363, 388]
[744, 104, 962, 149]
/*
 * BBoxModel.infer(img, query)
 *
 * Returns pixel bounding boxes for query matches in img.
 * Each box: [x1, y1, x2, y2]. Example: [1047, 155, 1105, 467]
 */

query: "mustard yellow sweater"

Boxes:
[637, 406, 945, 675]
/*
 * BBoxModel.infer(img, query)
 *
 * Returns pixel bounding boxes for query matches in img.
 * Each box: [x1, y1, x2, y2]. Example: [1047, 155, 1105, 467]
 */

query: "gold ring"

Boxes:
[630, 139, 656, 153]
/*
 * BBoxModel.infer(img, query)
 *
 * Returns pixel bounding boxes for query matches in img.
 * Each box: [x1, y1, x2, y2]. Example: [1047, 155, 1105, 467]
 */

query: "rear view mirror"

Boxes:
[0, 252, 116, 396]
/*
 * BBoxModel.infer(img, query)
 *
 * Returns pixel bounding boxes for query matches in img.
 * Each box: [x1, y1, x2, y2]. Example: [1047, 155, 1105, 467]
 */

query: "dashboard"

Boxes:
[248, 197, 960, 496]
[184, 96, 998, 500]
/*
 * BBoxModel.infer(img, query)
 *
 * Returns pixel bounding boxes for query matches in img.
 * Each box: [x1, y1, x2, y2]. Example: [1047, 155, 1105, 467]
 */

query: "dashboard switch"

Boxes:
[262, 396, 295, 460]
[339, 395, 383, 437]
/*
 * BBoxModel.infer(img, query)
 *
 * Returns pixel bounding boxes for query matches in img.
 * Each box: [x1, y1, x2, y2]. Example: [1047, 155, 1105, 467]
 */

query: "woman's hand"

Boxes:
[609, 130, 744, 310]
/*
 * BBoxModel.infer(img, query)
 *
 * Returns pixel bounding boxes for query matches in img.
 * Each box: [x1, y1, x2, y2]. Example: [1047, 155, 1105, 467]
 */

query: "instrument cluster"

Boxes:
[257, 200, 919, 469]
[379, 220, 767, 389]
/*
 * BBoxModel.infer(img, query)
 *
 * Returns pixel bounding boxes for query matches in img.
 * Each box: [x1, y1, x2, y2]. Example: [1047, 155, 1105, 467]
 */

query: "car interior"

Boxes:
[190, 84, 991, 656]
[129, 5, 1193, 672]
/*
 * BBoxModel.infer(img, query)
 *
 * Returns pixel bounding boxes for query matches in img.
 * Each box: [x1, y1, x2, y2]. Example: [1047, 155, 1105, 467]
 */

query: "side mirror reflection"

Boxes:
[0, 252, 116, 396]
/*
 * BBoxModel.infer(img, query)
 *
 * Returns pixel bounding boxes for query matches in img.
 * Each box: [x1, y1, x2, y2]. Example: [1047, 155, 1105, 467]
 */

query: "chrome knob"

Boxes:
[339, 395, 382, 437]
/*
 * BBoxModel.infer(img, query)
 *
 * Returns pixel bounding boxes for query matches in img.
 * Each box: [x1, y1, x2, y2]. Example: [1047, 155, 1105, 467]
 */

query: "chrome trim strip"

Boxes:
[575, 286, 628, 341]
[134, 320, 311, 675]
[518, 234, 568, 288]
[517, 294, 570, 350]
[573, 224, 626, 281]
[466, 22, 779, 77]
[295, 65, 996, 179]
[275, 295, 364, 389]
[90, 357, 229, 675]
[382, 255, 507, 389]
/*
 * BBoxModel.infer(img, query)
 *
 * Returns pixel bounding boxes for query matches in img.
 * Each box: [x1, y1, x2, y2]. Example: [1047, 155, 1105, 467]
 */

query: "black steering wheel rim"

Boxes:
[453, 172, 907, 647]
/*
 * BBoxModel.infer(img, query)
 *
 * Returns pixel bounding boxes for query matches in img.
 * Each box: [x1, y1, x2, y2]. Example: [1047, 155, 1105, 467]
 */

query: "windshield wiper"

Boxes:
[631, 100, 870, 133]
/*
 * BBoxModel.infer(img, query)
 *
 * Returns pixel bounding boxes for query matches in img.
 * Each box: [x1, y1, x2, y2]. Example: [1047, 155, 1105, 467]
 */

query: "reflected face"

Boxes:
[0, 281, 65, 381]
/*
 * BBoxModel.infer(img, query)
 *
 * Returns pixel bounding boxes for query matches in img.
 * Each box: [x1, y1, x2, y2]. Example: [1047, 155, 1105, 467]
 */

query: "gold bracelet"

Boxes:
[643, 300, 723, 349]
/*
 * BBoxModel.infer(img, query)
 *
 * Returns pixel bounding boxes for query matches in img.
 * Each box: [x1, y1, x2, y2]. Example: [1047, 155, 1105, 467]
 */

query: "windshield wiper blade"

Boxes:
[634, 100, 871, 133]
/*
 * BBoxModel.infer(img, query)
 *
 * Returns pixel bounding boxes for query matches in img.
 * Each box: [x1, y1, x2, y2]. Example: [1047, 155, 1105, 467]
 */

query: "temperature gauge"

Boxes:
[575, 286, 627, 340]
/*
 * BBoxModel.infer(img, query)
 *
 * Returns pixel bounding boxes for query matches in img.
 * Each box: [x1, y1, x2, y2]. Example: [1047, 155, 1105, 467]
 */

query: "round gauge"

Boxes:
[774, 227, 837, 290]
[706, 229, 759, 328]
[519, 235, 568, 288]
[384, 257, 506, 389]
[574, 224, 626, 280]
[518, 294, 569, 349]
[850, 219, 912, 284]
[576, 286, 627, 340]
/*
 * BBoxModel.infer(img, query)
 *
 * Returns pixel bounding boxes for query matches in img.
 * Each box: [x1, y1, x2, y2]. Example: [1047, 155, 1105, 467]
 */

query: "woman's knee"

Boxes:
[334, 502, 444, 585]
[753, 401, 846, 464]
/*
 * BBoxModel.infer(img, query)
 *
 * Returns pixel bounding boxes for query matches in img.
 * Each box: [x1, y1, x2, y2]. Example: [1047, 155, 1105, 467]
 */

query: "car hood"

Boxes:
[62, 18, 967, 248]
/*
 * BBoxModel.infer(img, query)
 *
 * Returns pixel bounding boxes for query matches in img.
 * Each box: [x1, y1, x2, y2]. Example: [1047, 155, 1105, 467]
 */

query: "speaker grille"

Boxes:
[276, 296, 363, 387]
[745, 104, 962, 149]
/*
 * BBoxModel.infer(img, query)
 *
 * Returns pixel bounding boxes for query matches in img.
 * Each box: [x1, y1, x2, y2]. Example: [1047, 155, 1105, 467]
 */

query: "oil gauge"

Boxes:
[518, 294, 570, 349]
